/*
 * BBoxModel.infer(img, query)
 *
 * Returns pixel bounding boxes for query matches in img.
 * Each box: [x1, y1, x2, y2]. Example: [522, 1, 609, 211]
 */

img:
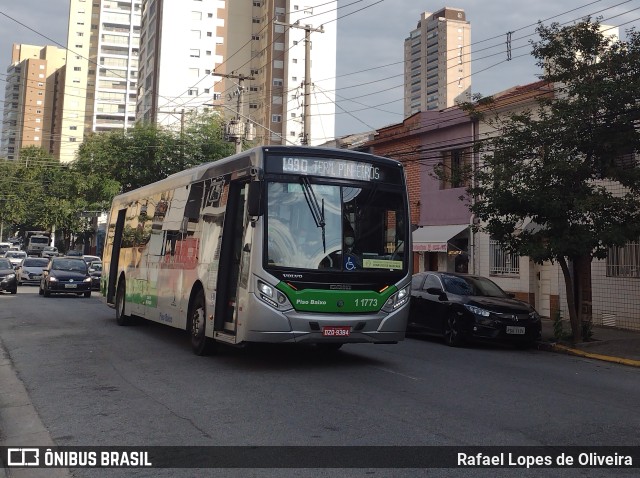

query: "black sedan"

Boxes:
[408, 272, 541, 348]
[39, 257, 92, 298]
[0, 258, 18, 294]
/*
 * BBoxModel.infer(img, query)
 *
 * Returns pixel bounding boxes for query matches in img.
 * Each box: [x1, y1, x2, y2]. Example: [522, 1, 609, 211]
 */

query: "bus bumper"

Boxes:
[240, 293, 408, 344]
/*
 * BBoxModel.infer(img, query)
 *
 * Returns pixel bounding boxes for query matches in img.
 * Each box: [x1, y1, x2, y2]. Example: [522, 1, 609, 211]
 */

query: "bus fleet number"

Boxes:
[355, 299, 378, 307]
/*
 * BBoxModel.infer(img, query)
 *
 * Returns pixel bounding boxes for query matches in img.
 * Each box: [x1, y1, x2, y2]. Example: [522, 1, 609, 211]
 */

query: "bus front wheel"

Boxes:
[190, 290, 215, 356]
[116, 279, 131, 326]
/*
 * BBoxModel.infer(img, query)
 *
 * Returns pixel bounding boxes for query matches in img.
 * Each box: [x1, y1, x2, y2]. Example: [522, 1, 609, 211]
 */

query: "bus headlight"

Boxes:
[257, 279, 291, 310]
[382, 285, 410, 313]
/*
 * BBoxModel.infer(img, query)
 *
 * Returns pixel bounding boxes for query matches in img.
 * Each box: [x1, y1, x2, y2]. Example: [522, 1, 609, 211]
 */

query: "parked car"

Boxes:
[408, 272, 542, 348]
[82, 255, 101, 265]
[88, 261, 102, 291]
[4, 250, 27, 269]
[17, 257, 50, 286]
[0, 258, 18, 294]
[39, 257, 92, 298]
[41, 246, 59, 259]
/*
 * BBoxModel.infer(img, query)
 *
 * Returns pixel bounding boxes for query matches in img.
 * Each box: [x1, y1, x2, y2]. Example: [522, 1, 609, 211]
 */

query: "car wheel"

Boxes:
[444, 312, 464, 347]
[189, 290, 215, 356]
[10, 287, 17, 294]
[115, 279, 130, 326]
[84, 291, 91, 298]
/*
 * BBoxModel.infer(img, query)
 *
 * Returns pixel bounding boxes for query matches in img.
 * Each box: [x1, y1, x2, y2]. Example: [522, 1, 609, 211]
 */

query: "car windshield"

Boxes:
[52, 259, 87, 272]
[6, 252, 26, 258]
[23, 258, 49, 267]
[0, 259, 11, 269]
[442, 275, 510, 298]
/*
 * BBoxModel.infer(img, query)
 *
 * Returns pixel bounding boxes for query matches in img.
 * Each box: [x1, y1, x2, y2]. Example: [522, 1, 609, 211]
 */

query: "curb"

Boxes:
[538, 341, 640, 368]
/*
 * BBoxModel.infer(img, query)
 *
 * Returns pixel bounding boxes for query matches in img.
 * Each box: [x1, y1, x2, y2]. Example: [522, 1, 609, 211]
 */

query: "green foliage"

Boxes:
[0, 112, 235, 242]
[465, 19, 640, 341]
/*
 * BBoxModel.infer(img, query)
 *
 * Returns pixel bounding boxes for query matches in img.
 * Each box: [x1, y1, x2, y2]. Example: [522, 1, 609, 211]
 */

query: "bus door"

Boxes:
[106, 209, 126, 304]
[214, 180, 251, 334]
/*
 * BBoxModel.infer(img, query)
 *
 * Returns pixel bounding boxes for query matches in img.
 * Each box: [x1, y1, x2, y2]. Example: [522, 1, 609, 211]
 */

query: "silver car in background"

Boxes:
[17, 257, 50, 286]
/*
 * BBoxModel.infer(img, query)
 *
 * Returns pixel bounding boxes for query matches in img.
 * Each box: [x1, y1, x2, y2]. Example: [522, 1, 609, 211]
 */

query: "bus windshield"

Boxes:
[265, 181, 407, 272]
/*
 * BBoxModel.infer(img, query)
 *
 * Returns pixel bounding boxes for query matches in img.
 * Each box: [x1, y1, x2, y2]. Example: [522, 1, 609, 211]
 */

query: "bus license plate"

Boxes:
[506, 326, 525, 335]
[65, 284, 78, 289]
[322, 326, 350, 337]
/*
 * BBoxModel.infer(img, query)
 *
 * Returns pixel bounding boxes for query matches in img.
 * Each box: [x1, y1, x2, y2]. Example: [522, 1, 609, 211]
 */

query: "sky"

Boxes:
[0, 0, 638, 141]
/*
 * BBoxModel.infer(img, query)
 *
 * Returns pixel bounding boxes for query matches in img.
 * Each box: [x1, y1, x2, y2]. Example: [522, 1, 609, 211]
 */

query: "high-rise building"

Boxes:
[404, 8, 471, 117]
[1, 44, 66, 161]
[57, 0, 141, 163]
[137, 0, 336, 146]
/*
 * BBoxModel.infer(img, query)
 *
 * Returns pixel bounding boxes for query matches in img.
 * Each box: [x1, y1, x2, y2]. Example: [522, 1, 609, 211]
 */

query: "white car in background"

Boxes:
[41, 246, 59, 259]
[4, 250, 27, 269]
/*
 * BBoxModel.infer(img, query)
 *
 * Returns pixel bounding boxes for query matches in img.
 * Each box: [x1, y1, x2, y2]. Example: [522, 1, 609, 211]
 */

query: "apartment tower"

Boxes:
[58, 0, 141, 163]
[138, 0, 337, 146]
[404, 8, 471, 117]
[1, 44, 66, 161]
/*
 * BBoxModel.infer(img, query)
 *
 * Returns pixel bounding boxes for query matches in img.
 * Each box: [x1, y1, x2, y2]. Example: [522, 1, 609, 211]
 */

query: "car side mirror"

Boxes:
[426, 287, 448, 300]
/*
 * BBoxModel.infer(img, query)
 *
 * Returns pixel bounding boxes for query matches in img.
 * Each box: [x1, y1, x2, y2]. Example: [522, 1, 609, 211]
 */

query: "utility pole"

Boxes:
[275, 21, 324, 146]
[215, 72, 255, 153]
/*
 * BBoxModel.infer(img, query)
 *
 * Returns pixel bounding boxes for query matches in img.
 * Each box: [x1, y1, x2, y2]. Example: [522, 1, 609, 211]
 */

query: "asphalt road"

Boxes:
[1, 287, 639, 478]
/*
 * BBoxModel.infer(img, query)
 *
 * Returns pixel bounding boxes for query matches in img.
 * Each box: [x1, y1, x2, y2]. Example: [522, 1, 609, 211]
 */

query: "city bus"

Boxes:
[101, 146, 411, 354]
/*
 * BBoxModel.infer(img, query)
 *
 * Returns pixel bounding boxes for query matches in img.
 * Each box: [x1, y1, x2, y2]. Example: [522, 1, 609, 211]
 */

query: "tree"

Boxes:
[73, 113, 234, 194]
[463, 20, 640, 342]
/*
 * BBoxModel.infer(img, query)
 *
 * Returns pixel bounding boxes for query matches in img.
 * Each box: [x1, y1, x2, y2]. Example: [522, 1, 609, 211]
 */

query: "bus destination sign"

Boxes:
[270, 156, 391, 182]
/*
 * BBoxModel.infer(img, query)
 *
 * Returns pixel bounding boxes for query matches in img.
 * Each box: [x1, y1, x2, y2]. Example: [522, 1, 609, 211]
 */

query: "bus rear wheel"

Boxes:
[116, 279, 131, 326]
[190, 290, 215, 356]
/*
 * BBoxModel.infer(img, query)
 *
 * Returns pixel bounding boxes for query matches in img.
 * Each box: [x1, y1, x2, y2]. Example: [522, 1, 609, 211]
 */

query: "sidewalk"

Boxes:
[538, 318, 640, 368]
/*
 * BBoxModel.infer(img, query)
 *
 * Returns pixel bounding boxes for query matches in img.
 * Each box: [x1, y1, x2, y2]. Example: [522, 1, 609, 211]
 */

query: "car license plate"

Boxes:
[506, 326, 525, 335]
[65, 284, 78, 289]
[322, 326, 350, 337]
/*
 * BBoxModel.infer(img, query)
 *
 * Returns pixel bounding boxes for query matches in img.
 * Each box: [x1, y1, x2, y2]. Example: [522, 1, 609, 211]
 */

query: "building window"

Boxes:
[74, 67, 81, 71]
[70, 126, 78, 130]
[190, 49, 200, 58]
[607, 240, 640, 278]
[272, 114, 281, 123]
[188, 88, 198, 96]
[489, 240, 520, 275]
[273, 79, 283, 86]
[440, 149, 468, 189]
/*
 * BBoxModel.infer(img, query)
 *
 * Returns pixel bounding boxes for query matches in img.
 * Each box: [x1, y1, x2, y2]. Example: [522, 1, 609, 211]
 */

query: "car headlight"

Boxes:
[49, 277, 58, 282]
[84, 277, 92, 283]
[464, 304, 491, 317]
[257, 279, 290, 310]
[529, 310, 541, 321]
[382, 285, 410, 313]
[5, 273, 15, 280]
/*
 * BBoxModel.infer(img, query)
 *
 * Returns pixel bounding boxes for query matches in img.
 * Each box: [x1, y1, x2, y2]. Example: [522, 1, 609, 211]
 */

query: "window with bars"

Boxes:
[607, 240, 640, 278]
[489, 239, 519, 275]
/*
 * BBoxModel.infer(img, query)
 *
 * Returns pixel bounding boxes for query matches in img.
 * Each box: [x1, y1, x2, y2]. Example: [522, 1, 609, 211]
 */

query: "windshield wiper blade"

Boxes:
[300, 176, 326, 253]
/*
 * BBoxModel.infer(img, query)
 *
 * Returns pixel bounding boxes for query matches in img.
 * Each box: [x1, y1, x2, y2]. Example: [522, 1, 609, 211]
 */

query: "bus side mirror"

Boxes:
[247, 181, 263, 217]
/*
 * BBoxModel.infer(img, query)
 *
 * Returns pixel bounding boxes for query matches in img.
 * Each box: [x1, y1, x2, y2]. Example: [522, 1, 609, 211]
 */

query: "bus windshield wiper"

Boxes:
[300, 176, 326, 253]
